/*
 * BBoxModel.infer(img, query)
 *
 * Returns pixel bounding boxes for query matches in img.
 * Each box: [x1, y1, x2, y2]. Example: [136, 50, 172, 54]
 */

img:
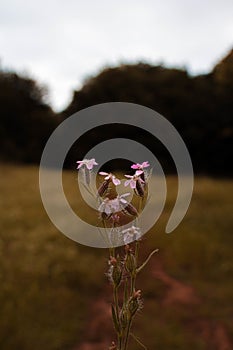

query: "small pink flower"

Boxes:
[99, 172, 121, 186]
[124, 170, 144, 189]
[131, 161, 150, 170]
[122, 225, 141, 244]
[76, 158, 98, 170]
[98, 193, 130, 215]
[98, 198, 113, 215]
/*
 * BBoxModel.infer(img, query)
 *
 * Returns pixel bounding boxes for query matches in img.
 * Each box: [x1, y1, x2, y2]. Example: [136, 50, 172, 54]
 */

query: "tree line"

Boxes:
[0, 48, 232, 175]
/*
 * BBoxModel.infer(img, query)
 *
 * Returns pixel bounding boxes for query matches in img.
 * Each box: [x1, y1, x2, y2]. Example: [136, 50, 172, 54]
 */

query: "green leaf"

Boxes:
[136, 249, 159, 274]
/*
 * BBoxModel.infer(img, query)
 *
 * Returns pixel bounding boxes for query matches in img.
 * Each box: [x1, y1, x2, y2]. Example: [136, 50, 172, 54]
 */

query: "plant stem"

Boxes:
[114, 286, 120, 324]
[130, 274, 136, 295]
[123, 317, 132, 350]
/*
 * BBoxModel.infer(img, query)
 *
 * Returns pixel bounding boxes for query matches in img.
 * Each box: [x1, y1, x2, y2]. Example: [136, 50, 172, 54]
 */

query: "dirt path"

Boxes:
[73, 296, 113, 350]
[153, 263, 200, 305]
[153, 262, 232, 350]
[74, 261, 232, 350]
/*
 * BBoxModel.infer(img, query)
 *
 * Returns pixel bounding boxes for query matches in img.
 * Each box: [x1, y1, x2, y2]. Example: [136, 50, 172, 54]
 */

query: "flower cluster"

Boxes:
[76, 158, 155, 350]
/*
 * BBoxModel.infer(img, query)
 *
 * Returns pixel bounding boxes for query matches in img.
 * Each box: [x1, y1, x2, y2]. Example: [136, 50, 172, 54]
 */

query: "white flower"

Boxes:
[122, 225, 141, 244]
[98, 198, 114, 215]
[131, 161, 150, 170]
[76, 158, 98, 170]
[98, 193, 130, 215]
[99, 172, 121, 186]
[124, 170, 144, 189]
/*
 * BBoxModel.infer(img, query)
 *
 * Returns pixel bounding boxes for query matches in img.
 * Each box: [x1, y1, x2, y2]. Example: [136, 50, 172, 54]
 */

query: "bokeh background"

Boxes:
[0, 1, 233, 349]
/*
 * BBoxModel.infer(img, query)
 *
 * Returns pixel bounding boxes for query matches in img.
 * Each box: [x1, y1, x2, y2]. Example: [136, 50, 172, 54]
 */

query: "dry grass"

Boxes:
[0, 164, 232, 349]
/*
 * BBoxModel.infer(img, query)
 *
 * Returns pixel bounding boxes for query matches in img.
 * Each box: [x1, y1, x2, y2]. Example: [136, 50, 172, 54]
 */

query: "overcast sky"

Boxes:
[0, 0, 232, 111]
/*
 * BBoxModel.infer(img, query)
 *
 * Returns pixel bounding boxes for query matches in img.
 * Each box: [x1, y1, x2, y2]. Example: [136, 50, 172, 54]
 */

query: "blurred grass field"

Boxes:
[0, 164, 233, 350]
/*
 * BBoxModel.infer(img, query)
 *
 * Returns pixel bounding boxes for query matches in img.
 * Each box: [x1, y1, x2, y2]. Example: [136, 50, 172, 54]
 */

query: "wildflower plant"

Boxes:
[76, 159, 158, 350]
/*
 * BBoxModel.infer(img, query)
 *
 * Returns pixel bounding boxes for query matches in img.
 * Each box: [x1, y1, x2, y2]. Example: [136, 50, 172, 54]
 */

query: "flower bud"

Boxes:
[128, 290, 142, 316]
[120, 307, 129, 329]
[109, 341, 117, 350]
[135, 179, 144, 197]
[108, 257, 122, 287]
[98, 179, 110, 197]
[125, 251, 136, 274]
[124, 202, 138, 216]
[112, 264, 122, 287]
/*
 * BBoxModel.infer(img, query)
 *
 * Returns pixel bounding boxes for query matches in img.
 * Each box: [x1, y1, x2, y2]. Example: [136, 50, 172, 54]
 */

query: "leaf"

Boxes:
[130, 332, 147, 349]
[136, 249, 159, 274]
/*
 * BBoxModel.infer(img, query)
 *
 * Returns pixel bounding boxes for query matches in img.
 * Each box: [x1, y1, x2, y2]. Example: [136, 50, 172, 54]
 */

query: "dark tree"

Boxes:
[0, 71, 58, 163]
[62, 49, 233, 175]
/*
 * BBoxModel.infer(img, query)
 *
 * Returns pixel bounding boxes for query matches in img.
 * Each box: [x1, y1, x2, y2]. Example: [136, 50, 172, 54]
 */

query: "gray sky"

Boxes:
[0, 0, 232, 111]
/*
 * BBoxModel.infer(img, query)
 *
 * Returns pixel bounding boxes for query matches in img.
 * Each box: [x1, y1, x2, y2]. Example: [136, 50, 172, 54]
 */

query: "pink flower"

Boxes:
[124, 170, 144, 189]
[122, 225, 141, 244]
[98, 198, 114, 215]
[76, 158, 98, 170]
[99, 172, 121, 186]
[98, 193, 130, 215]
[131, 161, 150, 170]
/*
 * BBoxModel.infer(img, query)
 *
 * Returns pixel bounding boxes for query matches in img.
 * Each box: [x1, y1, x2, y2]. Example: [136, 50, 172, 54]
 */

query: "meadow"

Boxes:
[0, 164, 232, 349]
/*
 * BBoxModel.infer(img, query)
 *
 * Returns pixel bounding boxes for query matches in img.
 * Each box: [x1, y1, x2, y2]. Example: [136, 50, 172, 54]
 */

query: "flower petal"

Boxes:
[135, 170, 143, 176]
[120, 198, 127, 204]
[124, 179, 131, 187]
[142, 161, 150, 168]
[86, 163, 93, 170]
[131, 163, 140, 169]
[130, 180, 136, 189]
[121, 193, 130, 198]
[113, 177, 121, 186]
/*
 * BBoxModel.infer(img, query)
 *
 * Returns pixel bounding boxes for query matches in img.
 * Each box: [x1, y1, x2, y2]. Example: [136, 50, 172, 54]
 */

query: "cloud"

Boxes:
[0, 0, 232, 111]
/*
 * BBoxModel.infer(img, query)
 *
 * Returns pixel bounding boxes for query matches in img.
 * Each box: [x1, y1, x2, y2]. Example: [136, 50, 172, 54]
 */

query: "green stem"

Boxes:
[123, 317, 132, 350]
[119, 334, 123, 350]
[114, 286, 120, 323]
[109, 246, 115, 258]
[135, 240, 140, 262]
[130, 274, 136, 295]
[112, 257, 121, 349]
